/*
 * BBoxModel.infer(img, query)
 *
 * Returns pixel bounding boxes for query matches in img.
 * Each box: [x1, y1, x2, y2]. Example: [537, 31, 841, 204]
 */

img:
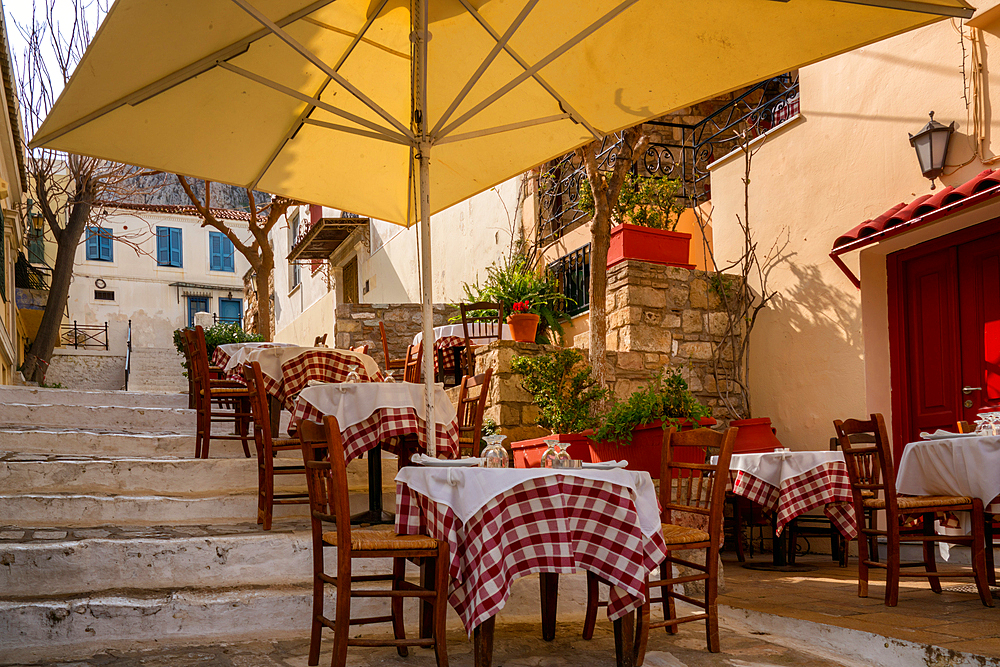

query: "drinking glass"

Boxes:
[481, 434, 509, 468]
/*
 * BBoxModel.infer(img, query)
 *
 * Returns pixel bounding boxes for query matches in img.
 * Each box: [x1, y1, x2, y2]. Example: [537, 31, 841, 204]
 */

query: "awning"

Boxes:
[286, 216, 368, 262]
[830, 168, 1000, 287]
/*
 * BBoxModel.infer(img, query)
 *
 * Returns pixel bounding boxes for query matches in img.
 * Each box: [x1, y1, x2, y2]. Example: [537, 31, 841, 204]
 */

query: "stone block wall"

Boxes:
[334, 303, 459, 371]
[473, 340, 557, 442]
[46, 350, 126, 390]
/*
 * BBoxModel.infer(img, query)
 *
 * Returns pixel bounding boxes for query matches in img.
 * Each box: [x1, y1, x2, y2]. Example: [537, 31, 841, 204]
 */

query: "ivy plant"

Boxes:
[592, 369, 711, 445]
[510, 348, 607, 434]
[173, 322, 263, 365]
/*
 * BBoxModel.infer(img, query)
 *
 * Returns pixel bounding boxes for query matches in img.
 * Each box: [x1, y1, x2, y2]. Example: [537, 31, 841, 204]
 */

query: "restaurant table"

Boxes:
[211, 341, 297, 370]
[290, 382, 459, 524]
[412, 323, 512, 382]
[395, 466, 668, 667]
[897, 433, 1000, 581]
[719, 450, 857, 570]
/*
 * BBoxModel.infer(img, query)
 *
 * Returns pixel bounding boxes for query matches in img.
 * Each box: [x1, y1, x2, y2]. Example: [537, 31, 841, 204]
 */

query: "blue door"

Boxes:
[187, 297, 209, 327]
[219, 298, 242, 326]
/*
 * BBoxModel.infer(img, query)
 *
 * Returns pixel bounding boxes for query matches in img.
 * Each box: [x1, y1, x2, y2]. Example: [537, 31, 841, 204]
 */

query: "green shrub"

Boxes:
[579, 172, 686, 230]
[510, 349, 607, 434]
[592, 369, 710, 444]
[172, 322, 263, 363]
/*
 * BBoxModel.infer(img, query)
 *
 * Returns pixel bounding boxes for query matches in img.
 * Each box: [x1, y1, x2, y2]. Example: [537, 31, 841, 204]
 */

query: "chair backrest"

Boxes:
[957, 420, 973, 434]
[183, 326, 212, 401]
[351, 344, 370, 355]
[298, 416, 352, 553]
[379, 321, 392, 366]
[242, 361, 271, 455]
[314, 333, 328, 347]
[456, 368, 493, 457]
[660, 426, 738, 543]
[460, 301, 504, 347]
[834, 413, 895, 512]
[403, 343, 422, 383]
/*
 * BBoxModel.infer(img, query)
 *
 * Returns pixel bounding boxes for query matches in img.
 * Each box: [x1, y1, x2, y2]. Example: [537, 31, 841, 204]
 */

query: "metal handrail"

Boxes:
[124, 319, 132, 391]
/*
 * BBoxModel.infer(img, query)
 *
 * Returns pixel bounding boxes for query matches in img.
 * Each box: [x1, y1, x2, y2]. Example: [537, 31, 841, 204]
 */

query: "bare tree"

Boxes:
[576, 126, 649, 390]
[15, 0, 159, 382]
[177, 176, 295, 340]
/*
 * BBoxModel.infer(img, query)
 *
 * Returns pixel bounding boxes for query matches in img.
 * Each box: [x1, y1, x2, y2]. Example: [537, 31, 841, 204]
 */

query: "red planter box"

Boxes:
[729, 417, 782, 454]
[511, 432, 596, 468]
[589, 418, 717, 478]
[607, 223, 694, 269]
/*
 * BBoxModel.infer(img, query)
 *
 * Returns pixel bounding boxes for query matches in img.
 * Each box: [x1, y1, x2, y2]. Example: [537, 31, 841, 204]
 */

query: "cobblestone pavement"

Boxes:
[4, 619, 852, 667]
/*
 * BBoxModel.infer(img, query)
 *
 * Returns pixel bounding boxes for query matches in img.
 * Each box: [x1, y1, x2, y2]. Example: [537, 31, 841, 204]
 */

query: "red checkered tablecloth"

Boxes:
[731, 462, 857, 539]
[396, 473, 669, 634]
[289, 400, 459, 462]
[428, 335, 465, 373]
[271, 350, 384, 410]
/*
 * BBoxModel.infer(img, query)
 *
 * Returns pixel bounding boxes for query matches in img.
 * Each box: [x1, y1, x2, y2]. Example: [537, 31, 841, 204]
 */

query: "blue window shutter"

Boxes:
[170, 228, 183, 267]
[87, 228, 99, 260]
[223, 237, 235, 272]
[156, 227, 169, 265]
[99, 228, 113, 261]
[210, 232, 222, 270]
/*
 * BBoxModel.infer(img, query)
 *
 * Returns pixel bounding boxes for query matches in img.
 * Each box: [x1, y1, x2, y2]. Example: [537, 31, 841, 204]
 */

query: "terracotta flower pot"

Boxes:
[589, 417, 717, 477]
[607, 223, 694, 269]
[729, 417, 782, 453]
[506, 313, 540, 343]
[510, 432, 595, 468]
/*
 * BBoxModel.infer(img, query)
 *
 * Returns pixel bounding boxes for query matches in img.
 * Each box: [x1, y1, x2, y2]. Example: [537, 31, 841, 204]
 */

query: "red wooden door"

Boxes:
[958, 234, 1000, 420]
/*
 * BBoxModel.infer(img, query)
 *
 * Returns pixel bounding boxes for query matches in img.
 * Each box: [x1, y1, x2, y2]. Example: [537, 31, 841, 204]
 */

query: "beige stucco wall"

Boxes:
[708, 14, 1000, 450]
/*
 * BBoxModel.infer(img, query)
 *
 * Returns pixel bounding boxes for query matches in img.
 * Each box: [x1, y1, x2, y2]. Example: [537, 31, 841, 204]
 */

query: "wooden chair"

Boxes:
[583, 426, 736, 656]
[183, 327, 252, 459]
[957, 420, 974, 433]
[403, 343, 423, 383]
[314, 333, 328, 347]
[379, 321, 406, 376]
[455, 368, 492, 457]
[460, 301, 504, 375]
[242, 361, 308, 530]
[298, 416, 449, 667]
[835, 413, 993, 607]
[179, 327, 227, 409]
[351, 344, 370, 355]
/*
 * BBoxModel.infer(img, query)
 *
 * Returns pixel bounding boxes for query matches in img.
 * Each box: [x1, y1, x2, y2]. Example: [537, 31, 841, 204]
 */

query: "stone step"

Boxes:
[0, 385, 188, 409]
[0, 403, 197, 434]
[0, 427, 245, 458]
[127, 348, 187, 392]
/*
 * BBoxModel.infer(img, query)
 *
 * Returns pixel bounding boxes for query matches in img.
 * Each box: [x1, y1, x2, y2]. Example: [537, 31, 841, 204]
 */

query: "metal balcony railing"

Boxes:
[61, 321, 109, 350]
[548, 244, 591, 317]
[15, 253, 50, 290]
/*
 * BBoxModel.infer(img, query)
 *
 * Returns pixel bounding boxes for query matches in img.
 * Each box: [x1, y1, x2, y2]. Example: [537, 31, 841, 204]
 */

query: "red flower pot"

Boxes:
[729, 417, 782, 454]
[506, 313, 540, 343]
[588, 417, 717, 477]
[607, 223, 694, 269]
[511, 432, 595, 468]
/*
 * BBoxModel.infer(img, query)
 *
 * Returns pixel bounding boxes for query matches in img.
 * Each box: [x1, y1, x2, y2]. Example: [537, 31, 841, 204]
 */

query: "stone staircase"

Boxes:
[126, 347, 188, 392]
[0, 385, 398, 664]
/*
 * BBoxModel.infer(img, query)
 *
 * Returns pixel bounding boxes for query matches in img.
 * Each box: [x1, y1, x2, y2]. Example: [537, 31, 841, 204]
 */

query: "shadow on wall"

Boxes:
[756, 262, 865, 443]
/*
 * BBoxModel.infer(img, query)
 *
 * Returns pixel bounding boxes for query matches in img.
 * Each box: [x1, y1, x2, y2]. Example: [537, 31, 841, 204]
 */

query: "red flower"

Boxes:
[512, 300, 530, 313]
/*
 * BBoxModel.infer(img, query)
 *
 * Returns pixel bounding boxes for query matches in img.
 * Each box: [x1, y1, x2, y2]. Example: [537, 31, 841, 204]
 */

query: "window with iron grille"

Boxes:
[548, 244, 590, 316]
[94, 290, 115, 301]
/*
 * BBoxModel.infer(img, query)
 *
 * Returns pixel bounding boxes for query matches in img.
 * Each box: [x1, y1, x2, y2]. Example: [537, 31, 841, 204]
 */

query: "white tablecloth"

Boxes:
[713, 450, 845, 487]
[296, 382, 456, 432]
[897, 435, 1000, 506]
[412, 322, 512, 346]
[395, 466, 661, 539]
[216, 341, 296, 363]
[227, 345, 380, 381]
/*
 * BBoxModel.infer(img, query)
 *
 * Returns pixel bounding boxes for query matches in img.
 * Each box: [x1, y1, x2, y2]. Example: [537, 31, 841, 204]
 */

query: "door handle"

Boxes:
[962, 386, 983, 394]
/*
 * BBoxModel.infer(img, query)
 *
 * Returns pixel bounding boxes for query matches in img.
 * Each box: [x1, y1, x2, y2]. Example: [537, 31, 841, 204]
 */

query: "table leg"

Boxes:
[742, 509, 816, 572]
[613, 609, 636, 667]
[539, 572, 558, 641]
[350, 444, 394, 525]
[453, 346, 464, 384]
[473, 616, 495, 667]
[419, 554, 435, 639]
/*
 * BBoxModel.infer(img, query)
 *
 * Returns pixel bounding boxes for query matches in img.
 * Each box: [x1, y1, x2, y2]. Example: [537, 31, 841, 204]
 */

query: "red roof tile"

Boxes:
[832, 169, 1000, 250]
[96, 200, 261, 222]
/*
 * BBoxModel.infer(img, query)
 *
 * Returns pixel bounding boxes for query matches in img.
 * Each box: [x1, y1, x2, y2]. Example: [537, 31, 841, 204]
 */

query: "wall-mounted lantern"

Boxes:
[908, 111, 955, 190]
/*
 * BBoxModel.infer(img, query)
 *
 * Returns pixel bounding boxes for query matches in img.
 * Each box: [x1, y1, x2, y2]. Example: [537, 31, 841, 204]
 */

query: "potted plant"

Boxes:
[509, 349, 607, 467]
[590, 369, 715, 476]
[580, 172, 694, 269]
[506, 300, 540, 343]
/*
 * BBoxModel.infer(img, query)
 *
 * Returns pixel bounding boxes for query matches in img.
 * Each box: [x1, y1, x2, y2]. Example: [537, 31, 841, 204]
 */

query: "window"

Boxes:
[219, 298, 242, 325]
[548, 244, 590, 316]
[94, 290, 115, 301]
[86, 227, 113, 262]
[209, 231, 235, 272]
[187, 296, 209, 326]
[156, 226, 183, 267]
[288, 209, 301, 289]
[28, 225, 45, 265]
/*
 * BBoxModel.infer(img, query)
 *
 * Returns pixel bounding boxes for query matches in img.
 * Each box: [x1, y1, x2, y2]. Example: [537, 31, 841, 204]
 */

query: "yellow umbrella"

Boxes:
[32, 0, 974, 454]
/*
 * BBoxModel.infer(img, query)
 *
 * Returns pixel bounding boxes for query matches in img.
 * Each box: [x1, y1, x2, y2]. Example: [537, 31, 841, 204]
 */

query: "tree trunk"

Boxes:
[589, 205, 611, 391]
[256, 249, 274, 341]
[21, 203, 91, 382]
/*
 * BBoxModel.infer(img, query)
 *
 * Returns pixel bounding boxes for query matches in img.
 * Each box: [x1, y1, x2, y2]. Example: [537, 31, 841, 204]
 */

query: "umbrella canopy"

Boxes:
[32, 0, 974, 454]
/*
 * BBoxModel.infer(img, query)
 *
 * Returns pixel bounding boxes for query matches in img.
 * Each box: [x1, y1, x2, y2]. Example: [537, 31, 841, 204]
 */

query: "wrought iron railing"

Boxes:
[124, 319, 132, 391]
[537, 72, 799, 244]
[213, 312, 244, 329]
[61, 321, 109, 350]
[14, 253, 50, 290]
[548, 244, 591, 317]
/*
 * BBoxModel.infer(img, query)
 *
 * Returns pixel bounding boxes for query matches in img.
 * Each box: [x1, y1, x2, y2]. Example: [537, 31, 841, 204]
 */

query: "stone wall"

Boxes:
[334, 303, 459, 371]
[473, 341, 556, 442]
[46, 350, 126, 390]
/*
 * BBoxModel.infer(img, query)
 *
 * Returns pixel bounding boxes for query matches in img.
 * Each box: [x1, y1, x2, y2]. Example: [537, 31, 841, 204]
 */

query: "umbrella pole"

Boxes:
[419, 141, 436, 458]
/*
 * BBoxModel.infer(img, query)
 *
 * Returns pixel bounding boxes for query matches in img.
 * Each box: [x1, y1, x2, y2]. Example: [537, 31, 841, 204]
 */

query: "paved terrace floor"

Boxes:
[719, 552, 1000, 660]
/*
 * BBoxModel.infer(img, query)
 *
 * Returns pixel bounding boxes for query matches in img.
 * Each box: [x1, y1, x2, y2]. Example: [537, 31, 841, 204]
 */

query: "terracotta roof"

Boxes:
[97, 200, 261, 222]
[832, 169, 1000, 250]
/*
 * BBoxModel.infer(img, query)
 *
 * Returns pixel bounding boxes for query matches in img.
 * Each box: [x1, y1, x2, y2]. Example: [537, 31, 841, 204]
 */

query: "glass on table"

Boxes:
[345, 363, 362, 383]
[541, 438, 563, 468]
[481, 434, 509, 468]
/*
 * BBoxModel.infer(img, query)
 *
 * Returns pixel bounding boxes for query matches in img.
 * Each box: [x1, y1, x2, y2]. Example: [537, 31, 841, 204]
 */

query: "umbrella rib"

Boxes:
[827, 0, 973, 18]
[429, 0, 540, 139]
[29, 0, 336, 149]
[445, 0, 602, 142]
[437, 0, 638, 141]
[302, 118, 410, 144]
[219, 61, 409, 144]
[229, 0, 414, 141]
[435, 114, 571, 145]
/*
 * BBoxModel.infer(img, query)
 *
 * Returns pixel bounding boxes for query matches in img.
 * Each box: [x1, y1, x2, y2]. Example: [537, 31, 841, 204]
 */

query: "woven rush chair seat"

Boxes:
[864, 495, 973, 510]
[661, 523, 710, 545]
[322, 525, 441, 551]
[202, 386, 250, 396]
